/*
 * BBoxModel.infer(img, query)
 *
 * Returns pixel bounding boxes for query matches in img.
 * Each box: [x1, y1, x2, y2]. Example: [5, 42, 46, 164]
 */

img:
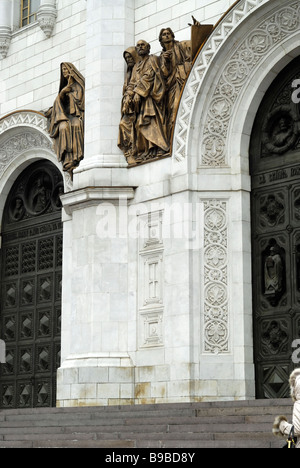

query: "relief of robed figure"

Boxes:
[45, 63, 85, 177]
[118, 47, 140, 164]
[159, 27, 192, 138]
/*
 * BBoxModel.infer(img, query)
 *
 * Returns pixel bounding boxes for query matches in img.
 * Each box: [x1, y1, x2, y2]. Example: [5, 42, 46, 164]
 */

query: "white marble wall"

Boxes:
[135, 0, 233, 53]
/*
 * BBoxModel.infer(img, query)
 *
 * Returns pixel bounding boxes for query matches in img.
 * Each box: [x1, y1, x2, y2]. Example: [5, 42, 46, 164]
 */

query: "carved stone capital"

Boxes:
[37, 2, 57, 38]
[0, 26, 11, 59]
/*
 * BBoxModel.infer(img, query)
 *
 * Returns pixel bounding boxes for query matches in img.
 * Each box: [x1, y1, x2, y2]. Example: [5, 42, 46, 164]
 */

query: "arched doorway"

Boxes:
[0, 160, 63, 409]
[250, 56, 300, 399]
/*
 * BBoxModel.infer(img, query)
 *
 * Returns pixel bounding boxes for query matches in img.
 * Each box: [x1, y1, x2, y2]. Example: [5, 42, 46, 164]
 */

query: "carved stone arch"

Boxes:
[170, 0, 300, 400]
[173, 0, 300, 171]
[0, 111, 72, 229]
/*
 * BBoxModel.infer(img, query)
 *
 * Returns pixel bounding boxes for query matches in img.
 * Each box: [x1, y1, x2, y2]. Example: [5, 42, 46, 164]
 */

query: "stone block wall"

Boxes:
[135, 0, 233, 53]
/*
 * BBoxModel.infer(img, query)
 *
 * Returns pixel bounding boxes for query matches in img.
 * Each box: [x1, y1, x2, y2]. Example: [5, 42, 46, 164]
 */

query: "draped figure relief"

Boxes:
[159, 27, 192, 138]
[119, 40, 169, 165]
[45, 63, 85, 177]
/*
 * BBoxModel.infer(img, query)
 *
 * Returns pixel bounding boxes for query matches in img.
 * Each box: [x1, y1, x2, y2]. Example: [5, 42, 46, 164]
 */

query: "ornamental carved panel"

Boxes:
[202, 199, 229, 354]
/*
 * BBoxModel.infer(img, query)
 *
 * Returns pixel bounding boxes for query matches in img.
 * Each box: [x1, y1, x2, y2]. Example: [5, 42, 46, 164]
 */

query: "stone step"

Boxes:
[0, 423, 273, 438]
[1, 407, 197, 420]
[0, 404, 292, 422]
[0, 400, 292, 421]
[155, 439, 284, 449]
[0, 439, 135, 449]
[0, 420, 276, 435]
[0, 397, 292, 414]
[3, 432, 96, 442]
[0, 414, 282, 429]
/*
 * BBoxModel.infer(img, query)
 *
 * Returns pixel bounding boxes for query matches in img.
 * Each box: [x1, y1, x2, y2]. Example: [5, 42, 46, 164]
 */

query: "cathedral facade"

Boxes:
[1, 0, 300, 409]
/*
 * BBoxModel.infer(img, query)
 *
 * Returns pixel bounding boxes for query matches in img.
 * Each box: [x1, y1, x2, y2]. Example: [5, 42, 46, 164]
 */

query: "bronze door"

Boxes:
[0, 161, 63, 409]
[250, 57, 300, 399]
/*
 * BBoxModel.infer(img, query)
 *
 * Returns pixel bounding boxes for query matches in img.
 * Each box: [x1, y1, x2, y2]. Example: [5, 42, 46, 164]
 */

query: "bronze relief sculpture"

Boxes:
[118, 47, 140, 164]
[118, 18, 213, 166]
[45, 63, 85, 177]
[118, 40, 169, 164]
[159, 27, 192, 138]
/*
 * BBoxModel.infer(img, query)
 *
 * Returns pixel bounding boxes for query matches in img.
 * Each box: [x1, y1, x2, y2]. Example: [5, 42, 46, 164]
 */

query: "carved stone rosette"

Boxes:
[37, 1, 58, 38]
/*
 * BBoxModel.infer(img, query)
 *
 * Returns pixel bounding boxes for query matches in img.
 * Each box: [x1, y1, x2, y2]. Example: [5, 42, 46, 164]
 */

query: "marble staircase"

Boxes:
[0, 399, 293, 448]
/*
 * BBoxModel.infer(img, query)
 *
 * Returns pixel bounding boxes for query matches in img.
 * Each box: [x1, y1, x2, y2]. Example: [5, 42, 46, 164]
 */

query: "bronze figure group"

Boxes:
[119, 19, 210, 166]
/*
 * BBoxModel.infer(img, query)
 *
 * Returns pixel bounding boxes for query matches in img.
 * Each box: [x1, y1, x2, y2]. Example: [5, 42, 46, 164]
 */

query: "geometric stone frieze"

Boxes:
[0, 111, 48, 135]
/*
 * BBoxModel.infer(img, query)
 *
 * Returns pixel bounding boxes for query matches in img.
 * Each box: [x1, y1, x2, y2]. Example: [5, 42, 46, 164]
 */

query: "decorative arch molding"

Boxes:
[173, 0, 300, 169]
[0, 111, 72, 192]
[0, 110, 48, 134]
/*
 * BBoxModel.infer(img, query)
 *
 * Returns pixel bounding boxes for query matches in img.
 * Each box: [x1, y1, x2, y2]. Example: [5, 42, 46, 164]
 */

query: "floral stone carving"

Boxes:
[45, 63, 85, 178]
[203, 199, 229, 354]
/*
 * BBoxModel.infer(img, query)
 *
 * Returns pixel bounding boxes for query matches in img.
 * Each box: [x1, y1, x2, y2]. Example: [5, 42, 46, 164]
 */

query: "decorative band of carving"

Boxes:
[174, 0, 300, 166]
[203, 199, 229, 354]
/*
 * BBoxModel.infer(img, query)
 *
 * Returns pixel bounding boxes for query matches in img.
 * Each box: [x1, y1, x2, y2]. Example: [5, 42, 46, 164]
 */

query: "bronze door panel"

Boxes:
[0, 161, 63, 409]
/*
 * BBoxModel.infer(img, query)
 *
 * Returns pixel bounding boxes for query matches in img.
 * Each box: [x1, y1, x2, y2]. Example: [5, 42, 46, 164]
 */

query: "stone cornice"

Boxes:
[61, 186, 136, 215]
